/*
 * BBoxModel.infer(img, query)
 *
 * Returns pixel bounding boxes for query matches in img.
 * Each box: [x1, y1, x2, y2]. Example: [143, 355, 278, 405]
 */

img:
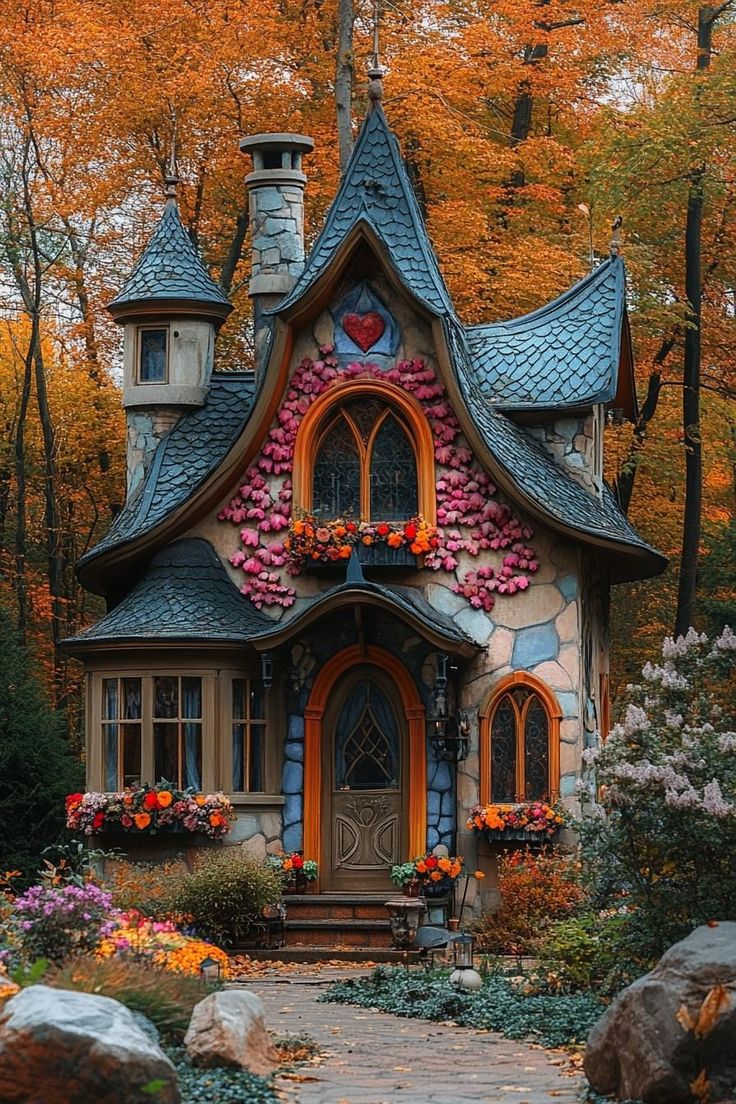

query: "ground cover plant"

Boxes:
[167, 1046, 279, 1104]
[321, 965, 603, 1049]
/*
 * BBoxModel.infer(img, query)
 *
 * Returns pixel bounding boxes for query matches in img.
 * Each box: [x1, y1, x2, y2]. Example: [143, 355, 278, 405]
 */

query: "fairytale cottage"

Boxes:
[62, 75, 665, 911]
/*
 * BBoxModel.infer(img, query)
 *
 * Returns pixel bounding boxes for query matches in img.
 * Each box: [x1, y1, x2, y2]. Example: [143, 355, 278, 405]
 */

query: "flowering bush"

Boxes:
[467, 801, 569, 838]
[169, 851, 282, 946]
[11, 882, 116, 964]
[390, 852, 463, 888]
[97, 911, 229, 979]
[285, 514, 438, 565]
[65, 783, 236, 839]
[580, 626, 736, 956]
[102, 859, 184, 917]
[265, 852, 318, 885]
[219, 352, 538, 610]
[471, 850, 584, 955]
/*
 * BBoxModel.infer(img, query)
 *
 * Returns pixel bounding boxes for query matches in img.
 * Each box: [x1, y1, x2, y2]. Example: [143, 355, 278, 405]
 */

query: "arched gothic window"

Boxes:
[480, 674, 561, 803]
[312, 401, 418, 521]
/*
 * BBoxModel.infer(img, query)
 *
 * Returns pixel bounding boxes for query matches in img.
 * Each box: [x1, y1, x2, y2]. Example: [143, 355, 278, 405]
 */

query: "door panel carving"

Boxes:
[333, 794, 400, 873]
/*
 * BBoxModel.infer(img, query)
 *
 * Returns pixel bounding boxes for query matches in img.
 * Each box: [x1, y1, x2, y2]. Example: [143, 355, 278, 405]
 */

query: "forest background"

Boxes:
[0, 0, 734, 750]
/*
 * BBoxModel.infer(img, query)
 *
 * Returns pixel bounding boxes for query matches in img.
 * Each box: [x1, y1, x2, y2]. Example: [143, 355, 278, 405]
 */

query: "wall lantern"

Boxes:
[199, 956, 222, 984]
[429, 654, 469, 762]
[261, 651, 274, 690]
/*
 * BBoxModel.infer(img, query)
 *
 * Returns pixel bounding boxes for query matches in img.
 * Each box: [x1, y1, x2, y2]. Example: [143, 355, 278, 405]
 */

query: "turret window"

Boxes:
[138, 327, 168, 383]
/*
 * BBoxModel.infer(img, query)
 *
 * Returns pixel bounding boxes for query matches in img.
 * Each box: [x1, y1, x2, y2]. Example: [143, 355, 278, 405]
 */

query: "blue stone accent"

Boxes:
[558, 574, 577, 601]
[427, 827, 440, 850]
[283, 823, 303, 852]
[437, 816, 453, 837]
[560, 773, 578, 797]
[431, 761, 452, 793]
[257, 187, 286, 211]
[284, 741, 304, 764]
[427, 790, 441, 821]
[282, 760, 303, 795]
[556, 692, 579, 719]
[283, 793, 302, 828]
[440, 790, 454, 817]
[512, 622, 559, 668]
[288, 715, 305, 740]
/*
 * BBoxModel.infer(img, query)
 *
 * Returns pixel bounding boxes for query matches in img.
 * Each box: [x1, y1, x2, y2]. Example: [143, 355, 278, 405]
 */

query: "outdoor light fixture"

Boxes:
[261, 651, 273, 690]
[199, 956, 222, 984]
[449, 931, 482, 992]
[429, 653, 469, 762]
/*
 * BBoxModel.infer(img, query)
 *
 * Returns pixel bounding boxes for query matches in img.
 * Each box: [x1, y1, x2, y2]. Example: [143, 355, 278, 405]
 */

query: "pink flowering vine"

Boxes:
[219, 347, 538, 610]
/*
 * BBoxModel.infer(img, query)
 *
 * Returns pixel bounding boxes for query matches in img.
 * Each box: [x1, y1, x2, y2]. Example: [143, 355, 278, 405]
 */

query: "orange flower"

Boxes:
[133, 813, 151, 830]
[334, 525, 346, 538]
[450, 862, 462, 878]
[157, 790, 173, 808]
[195, 794, 206, 807]
[292, 520, 304, 536]
[474, 870, 486, 880]
[283, 858, 293, 871]
[415, 860, 427, 874]
[387, 532, 403, 548]
[429, 870, 443, 882]
[339, 545, 352, 558]
[438, 857, 452, 873]
[362, 535, 373, 546]
[209, 813, 223, 827]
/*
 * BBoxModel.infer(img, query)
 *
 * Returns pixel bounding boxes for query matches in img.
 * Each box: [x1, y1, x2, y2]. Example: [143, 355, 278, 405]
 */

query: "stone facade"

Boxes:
[126, 407, 181, 499]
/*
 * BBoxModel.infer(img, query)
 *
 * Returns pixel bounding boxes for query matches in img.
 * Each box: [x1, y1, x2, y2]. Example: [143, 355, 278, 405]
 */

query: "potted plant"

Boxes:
[390, 853, 464, 897]
[65, 783, 236, 839]
[466, 801, 569, 842]
[265, 851, 318, 894]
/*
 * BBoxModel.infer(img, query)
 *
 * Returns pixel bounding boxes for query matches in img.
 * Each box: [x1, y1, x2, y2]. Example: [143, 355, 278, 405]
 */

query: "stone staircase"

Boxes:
[282, 893, 394, 949]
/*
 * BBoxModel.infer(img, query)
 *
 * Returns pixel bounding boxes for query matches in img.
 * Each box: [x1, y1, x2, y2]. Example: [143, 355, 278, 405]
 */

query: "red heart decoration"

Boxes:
[342, 311, 386, 352]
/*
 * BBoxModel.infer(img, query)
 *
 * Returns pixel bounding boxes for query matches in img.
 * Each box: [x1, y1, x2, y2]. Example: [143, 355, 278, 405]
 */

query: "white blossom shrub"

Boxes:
[580, 626, 736, 956]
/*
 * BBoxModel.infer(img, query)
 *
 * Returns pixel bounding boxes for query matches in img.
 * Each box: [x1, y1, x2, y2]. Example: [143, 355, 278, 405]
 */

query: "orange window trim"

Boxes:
[479, 671, 562, 805]
[293, 378, 436, 524]
[303, 644, 427, 888]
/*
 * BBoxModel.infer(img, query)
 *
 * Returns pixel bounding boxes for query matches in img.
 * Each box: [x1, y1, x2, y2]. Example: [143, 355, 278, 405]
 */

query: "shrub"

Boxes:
[47, 957, 209, 1042]
[169, 851, 282, 946]
[580, 627, 736, 958]
[530, 912, 648, 997]
[103, 858, 183, 917]
[12, 882, 115, 964]
[0, 608, 82, 883]
[471, 849, 584, 954]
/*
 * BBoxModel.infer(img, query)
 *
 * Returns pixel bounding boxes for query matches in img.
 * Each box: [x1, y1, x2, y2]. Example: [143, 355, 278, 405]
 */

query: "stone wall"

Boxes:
[126, 407, 181, 500]
[526, 416, 598, 492]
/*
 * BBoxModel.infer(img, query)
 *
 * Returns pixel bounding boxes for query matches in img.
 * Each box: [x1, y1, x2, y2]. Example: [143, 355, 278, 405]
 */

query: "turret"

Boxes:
[108, 168, 232, 499]
[240, 132, 313, 374]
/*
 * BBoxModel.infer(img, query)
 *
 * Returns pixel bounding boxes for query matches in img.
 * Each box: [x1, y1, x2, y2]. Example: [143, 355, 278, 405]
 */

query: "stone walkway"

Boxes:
[242, 967, 584, 1104]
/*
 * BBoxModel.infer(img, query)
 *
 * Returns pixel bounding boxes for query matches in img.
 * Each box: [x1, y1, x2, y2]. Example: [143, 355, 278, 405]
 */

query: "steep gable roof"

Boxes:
[108, 199, 232, 316]
[465, 257, 627, 410]
[278, 105, 454, 316]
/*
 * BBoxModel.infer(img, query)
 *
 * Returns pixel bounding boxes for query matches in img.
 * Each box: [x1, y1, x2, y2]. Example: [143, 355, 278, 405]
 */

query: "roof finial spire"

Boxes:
[609, 214, 623, 257]
[164, 115, 179, 203]
[367, 0, 385, 112]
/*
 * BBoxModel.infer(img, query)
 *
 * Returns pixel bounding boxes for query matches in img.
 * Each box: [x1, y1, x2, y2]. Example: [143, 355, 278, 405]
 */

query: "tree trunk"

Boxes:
[674, 4, 719, 637]
[614, 336, 676, 514]
[12, 339, 34, 641]
[335, 0, 354, 175]
[219, 198, 249, 296]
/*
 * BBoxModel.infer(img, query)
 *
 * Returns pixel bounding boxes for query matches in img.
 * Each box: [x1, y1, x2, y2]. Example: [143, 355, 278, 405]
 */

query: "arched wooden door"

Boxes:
[303, 645, 427, 893]
[321, 666, 407, 891]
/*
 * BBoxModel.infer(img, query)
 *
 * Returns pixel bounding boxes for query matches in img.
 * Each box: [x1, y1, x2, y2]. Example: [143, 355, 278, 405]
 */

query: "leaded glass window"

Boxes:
[102, 677, 142, 791]
[369, 414, 418, 520]
[489, 687, 552, 801]
[335, 679, 400, 790]
[153, 675, 202, 790]
[310, 401, 419, 523]
[138, 328, 168, 383]
[313, 418, 360, 518]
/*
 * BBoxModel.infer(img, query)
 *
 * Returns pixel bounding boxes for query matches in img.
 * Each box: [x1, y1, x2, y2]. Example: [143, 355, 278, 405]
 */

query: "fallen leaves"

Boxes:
[676, 986, 731, 1038]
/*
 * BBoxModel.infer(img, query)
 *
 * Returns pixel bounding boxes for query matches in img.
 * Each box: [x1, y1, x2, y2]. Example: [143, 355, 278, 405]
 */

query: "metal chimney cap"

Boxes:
[239, 133, 314, 155]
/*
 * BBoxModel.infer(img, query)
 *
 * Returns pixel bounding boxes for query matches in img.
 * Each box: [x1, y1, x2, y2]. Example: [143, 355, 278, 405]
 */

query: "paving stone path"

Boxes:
[242, 968, 585, 1104]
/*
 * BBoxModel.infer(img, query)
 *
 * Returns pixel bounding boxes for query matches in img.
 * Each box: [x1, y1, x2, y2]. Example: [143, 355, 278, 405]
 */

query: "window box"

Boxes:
[481, 827, 561, 844]
[304, 542, 419, 570]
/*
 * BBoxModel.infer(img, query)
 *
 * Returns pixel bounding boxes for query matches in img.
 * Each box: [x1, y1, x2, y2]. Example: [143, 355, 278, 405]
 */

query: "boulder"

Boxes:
[584, 923, 736, 1104]
[184, 988, 278, 1074]
[0, 985, 179, 1104]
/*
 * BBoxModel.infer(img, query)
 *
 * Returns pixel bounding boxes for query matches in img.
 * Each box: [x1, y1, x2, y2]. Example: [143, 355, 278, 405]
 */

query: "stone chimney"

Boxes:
[240, 133, 314, 373]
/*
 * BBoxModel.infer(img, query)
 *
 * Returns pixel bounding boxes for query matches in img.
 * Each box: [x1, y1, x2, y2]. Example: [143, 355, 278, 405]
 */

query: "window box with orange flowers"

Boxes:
[65, 782, 236, 840]
[285, 514, 438, 571]
[390, 853, 464, 898]
[467, 801, 569, 843]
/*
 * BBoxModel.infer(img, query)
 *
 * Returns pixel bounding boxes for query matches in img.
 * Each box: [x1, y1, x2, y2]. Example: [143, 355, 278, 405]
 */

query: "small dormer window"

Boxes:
[138, 327, 168, 383]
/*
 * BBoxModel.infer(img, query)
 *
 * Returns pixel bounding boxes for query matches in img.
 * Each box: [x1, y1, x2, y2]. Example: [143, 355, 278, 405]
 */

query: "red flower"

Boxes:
[376, 523, 390, 537]
[346, 522, 357, 533]
[425, 855, 438, 870]
[92, 811, 105, 831]
[66, 793, 83, 808]
[291, 854, 304, 869]
[143, 792, 160, 810]
[403, 523, 417, 539]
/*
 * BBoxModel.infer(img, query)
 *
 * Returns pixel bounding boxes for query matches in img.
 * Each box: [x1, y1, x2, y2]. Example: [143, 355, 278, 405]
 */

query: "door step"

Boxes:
[240, 946, 420, 963]
[281, 892, 398, 948]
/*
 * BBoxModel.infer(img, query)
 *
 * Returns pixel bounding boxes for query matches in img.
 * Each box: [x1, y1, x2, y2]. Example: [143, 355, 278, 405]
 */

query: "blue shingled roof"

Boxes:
[79, 375, 256, 570]
[278, 105, 454, 316]
[445, 319, 665, 578]
[465, 257, 625, 409]
[64, 539, 270, 648]
[109, 199, 232, 313]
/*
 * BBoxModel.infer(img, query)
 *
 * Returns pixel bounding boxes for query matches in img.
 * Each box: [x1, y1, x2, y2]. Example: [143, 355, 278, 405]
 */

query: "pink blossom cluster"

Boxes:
[219, 349, 538, 611]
